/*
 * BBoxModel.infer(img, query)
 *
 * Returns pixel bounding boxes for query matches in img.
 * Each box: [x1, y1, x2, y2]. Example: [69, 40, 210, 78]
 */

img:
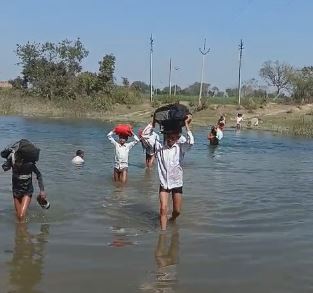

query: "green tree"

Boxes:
[9, 76, 26, 89]
[15, 38, 88, 99]
[259, 60, 293, 99]
[225, 88, 237, 97]
[98, 54, 116, 94]
[75, 72, 99, 96]
[182, 82, 210, 96]
[290, 66, 313, 103]
[130, 81, 149, 93]
[121, 77, 130, 87]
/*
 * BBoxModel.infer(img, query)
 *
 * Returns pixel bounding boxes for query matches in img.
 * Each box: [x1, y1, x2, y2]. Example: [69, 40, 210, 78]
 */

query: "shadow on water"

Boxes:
[141, 227, 179, 292]
[7, 223, 49, 293]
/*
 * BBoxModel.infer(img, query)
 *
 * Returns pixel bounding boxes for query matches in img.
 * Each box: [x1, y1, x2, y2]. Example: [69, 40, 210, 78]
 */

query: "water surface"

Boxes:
[0, 116, 313, 293]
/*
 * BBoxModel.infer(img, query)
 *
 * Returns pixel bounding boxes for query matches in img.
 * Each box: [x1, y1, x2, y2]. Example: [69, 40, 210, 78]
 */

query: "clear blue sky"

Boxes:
[1, 0, 312, 90]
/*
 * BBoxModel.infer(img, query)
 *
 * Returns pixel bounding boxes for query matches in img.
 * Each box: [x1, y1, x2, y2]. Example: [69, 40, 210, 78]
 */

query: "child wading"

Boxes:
[142, 114, 194, 230]
[107, 127, 140, 183]
[138, 127, 159, 169]
[72, 149, 85, 164]
[1, 139, 48, 222]
[236, 113, 243, 129]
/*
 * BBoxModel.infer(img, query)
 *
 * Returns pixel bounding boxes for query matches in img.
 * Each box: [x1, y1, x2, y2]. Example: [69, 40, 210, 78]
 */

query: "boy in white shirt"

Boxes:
[236, 113, 243, 129]
[107, 130, 140, 183]
[139, 128, 160, 169]
[142, 115, 194, 230]
[72, 150, 85, 165]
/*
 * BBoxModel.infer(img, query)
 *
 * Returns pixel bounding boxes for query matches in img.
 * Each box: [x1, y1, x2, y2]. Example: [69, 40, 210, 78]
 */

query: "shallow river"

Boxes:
[0, 116, 313, 293]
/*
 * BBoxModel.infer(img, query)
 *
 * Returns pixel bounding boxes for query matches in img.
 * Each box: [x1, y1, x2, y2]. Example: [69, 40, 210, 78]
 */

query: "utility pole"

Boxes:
[238, 39, 244, 106]
[149, 34, 154, 103]
[199, 39, 210, 107]
[168, 58, 172, 96]
[174, 66, 180, 96]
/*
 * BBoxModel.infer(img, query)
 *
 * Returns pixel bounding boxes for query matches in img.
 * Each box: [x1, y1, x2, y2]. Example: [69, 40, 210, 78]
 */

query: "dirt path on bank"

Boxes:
[105, 102, 313, 131]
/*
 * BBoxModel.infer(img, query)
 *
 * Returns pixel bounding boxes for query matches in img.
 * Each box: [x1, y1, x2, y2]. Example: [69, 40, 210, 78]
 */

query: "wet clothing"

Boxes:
[216, 128, 223, 140]
[114, 167, 128, 173]
[141, 130, 159, 156]
[159, 185, 183, 194]
[107, 131, 140, 170]
[12, 162, 44, 198]
[72, 156, 84, 164]
[142, 123, 194, 190]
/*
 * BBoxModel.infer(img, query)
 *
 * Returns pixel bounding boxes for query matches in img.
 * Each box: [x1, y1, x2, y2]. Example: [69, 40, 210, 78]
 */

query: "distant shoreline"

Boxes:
[0, 92, 312, 137]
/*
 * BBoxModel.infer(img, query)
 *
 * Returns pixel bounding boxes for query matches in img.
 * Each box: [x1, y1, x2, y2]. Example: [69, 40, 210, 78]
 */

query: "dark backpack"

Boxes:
[1, 139, 40, 163]
[154, 103, 190, 129]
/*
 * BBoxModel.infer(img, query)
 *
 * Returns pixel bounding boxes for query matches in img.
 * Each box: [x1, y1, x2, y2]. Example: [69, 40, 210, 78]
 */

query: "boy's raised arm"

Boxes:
[127, 131, 140, 149]
[183, 114, 194, 147]
[107, 130, 117, 145]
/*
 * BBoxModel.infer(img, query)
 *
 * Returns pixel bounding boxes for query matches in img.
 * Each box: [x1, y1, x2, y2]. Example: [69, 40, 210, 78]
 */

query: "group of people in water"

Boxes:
[1, 107, 244, 231]
[105, 115, 193, 230]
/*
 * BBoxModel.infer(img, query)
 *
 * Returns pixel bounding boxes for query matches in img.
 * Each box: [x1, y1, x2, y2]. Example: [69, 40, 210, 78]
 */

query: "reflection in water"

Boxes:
[7, 224, 49, 293]
[141, 228, 179, 292]
[208, 144, 219, 158]
[108, 226, 135, 248]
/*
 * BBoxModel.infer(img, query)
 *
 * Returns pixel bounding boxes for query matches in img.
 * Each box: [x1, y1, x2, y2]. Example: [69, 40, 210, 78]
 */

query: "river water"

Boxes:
[0, 116, 313, 293]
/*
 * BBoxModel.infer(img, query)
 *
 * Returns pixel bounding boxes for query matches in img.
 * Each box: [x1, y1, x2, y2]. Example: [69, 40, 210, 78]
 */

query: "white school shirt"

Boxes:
[142, 123, 194, 189]
[72, 156, 84, 164]
[216, 128, 223, 140]
[141, 130, 160, 155]
[236, 116, 243, 124]
[107, 131, 139, 169]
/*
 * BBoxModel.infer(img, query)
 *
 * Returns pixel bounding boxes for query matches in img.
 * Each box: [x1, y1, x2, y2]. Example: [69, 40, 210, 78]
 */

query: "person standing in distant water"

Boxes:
[208, 126, 219, 145]
[107, 129, 140, 183]
[236, 113, 243, 130]
[217, 115, 226, 130]
[72, 150, 85, 164]
[216, 123, 224, 140]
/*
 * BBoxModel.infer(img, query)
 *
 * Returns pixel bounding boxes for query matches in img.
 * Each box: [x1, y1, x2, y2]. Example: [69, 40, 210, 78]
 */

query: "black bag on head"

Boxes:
[153, 104, 172, 125]
[154, 103, 190, 130]
[168, 103, 190, 123]
[1, 139, 40, 163]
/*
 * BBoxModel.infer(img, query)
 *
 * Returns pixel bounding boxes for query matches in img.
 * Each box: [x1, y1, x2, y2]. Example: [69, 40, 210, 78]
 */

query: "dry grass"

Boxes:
[1, 89, 313, 137]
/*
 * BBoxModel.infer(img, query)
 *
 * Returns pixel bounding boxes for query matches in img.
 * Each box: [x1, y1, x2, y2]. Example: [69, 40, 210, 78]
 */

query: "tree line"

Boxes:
[9, 39, 313, 104]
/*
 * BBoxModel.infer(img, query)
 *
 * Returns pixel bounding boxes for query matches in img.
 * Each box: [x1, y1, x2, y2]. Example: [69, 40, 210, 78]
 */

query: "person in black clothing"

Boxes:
[10, 153, 47, 222]
[208, 126, 219, 145]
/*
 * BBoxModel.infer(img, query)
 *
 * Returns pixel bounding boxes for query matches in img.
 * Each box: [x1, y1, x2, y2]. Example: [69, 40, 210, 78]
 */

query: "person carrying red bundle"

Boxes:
[107, 124, 140, 183]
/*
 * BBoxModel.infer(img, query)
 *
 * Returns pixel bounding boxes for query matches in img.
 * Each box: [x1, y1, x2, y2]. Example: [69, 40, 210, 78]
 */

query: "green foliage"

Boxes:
[9, 76, 26, 89]
[131, 81, 150, 93]
[289, 66, 313, 103]
[98, 54, 115, 94]
[122, 77, 130, 87]
[113, 86, 143, 104]
[241, 97, 266, 111]
[154, 95, 180, 104]
[75, 72, 99, 96]
[16, 38, 89, 99]
[181, 82, 209, 96]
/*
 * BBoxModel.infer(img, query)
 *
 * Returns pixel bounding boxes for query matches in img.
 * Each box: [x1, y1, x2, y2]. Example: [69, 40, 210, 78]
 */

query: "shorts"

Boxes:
[13, 191, 33, 199]
[159, 185, 183, 194]
[145, 153, 155, 160]
[12, 182, 34, 199]
[114, 167, 128, 173]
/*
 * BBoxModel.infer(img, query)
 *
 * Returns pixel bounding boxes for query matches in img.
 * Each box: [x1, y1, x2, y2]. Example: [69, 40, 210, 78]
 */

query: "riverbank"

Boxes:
[1, 91, 313, 136]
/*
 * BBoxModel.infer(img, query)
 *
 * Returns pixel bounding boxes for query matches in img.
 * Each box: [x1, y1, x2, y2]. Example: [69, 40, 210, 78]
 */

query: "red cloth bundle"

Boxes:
[114, 124, 133, 137]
